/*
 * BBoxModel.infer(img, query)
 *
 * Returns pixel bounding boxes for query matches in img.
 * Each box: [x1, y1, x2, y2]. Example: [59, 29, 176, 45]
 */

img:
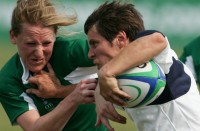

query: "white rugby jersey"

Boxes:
[125, 30, 200, 131]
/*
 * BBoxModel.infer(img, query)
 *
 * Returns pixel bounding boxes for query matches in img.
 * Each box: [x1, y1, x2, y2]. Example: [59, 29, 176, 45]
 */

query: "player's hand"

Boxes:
[95, 85, 126, 131]
[26, 63, 61, 98]
[98, 69, 131, 106]
[70, 79, 97, 104]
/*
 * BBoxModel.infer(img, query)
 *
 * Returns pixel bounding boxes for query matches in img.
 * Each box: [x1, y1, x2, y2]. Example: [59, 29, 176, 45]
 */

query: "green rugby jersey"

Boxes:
[180, 36, 200, 85]
[0, 37, 107, 131]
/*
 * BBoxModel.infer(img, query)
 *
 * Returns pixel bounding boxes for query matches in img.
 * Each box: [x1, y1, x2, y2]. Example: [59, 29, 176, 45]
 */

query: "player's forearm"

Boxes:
[30, 95, 79, 131]
[54, 84, 77, 98]
[99, 32, 167, 77]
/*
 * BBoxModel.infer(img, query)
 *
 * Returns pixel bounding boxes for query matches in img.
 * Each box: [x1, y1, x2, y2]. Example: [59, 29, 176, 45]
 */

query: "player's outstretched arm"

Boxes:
[18, 79, 96, 131]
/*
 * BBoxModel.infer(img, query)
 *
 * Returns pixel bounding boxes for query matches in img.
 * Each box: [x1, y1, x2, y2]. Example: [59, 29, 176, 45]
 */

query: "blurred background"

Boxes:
[0, 0, 200, 130]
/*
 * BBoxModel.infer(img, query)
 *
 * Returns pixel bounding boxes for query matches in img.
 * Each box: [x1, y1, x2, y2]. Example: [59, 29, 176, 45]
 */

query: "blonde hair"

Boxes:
[11, 0, 77, 36]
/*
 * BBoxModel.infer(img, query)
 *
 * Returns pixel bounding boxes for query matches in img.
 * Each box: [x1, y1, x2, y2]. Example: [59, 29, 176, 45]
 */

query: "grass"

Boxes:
[110, 110, 137, 131]
[0, 44, 22, 131]
[0, 104, 22, 131]
[0, 103, 136, 131]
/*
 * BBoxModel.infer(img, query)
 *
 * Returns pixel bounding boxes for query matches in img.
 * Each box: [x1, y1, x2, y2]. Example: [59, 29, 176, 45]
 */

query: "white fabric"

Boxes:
[124, 37, 200, 131]
[125, 66, 200, 131]
[184, 56, 197, 81]
[153, 37, 177, 74]
[64, 66, 98, 84]
[20, 58, 31, 84]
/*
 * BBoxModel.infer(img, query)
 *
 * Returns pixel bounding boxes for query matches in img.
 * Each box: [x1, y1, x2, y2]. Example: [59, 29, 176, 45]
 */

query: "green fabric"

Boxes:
[180, 36, 200, 84]
[0, 36, 107, 131]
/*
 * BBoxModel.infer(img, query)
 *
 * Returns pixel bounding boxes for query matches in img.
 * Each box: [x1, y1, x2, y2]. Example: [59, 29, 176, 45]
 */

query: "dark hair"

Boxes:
[84, 1, 144, 43]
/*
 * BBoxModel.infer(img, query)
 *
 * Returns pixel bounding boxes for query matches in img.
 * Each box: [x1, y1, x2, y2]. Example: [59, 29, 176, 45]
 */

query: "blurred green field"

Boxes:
[0, 44, 21, 131]
[0, 104, 136, 131]
[0, 104, 22, 131]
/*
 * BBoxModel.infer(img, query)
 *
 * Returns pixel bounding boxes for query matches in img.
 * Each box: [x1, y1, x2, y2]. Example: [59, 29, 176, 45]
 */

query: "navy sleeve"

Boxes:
[134, 30, 165, 40]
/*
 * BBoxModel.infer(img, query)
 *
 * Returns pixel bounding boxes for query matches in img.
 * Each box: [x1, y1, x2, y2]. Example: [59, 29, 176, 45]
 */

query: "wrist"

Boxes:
[99, 64, 116, 79]
[53, 88, 59, 98]
[62, 95, 79, 107]
[54, 85, 65, 98]
[94, 84, 100, 96]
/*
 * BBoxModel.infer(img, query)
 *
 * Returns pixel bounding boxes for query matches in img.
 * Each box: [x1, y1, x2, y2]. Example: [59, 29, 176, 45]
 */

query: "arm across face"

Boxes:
[98, 32, 167, 106]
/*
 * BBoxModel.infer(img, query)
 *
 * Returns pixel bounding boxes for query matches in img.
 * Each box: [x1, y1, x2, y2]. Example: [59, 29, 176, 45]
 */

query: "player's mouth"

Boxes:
[93, 60, 98, 66]
[94, 62, 101, 69]
[31, 58, 44, 64]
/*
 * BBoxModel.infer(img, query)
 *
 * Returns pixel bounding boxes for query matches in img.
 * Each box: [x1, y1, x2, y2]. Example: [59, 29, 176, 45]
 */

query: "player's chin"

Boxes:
[96, 64, 103, 70]
[28, 64, 46, 73]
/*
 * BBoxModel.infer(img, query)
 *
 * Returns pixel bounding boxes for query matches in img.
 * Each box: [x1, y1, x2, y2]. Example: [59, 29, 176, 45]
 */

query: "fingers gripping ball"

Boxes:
[116, 60, 166, 108]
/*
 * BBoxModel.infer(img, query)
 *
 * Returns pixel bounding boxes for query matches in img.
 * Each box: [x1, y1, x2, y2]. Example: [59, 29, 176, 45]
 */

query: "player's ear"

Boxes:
[10, 29, 17, 45]
[116, 31, 128, 49]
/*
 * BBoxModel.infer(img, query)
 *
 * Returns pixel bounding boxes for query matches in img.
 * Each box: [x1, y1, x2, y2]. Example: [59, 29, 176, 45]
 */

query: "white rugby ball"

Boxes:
[116, 60, 166, 108]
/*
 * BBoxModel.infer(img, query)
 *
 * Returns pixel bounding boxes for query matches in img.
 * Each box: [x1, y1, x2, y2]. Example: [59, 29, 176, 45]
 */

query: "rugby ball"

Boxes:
[116, 60, 166, 108]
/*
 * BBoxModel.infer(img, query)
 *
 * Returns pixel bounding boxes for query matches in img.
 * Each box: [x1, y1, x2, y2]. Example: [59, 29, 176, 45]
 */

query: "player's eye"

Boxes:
[90, 41, 98, 48]
[42, 41, 52, 47]
[26, 42, 36, 47]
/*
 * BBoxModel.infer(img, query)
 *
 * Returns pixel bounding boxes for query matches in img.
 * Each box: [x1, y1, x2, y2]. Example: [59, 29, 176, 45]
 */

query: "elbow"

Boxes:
[152, 32, 168, 50]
